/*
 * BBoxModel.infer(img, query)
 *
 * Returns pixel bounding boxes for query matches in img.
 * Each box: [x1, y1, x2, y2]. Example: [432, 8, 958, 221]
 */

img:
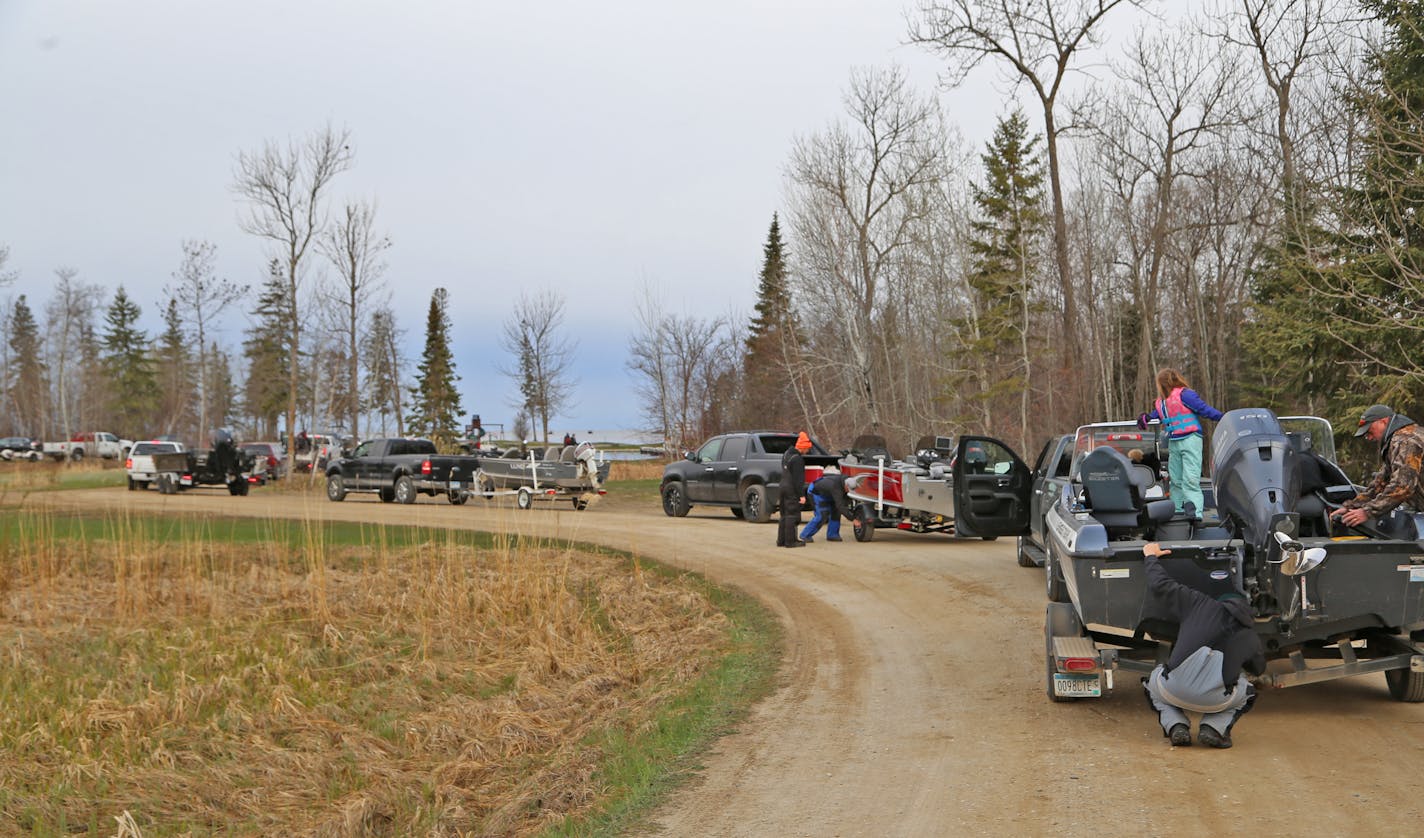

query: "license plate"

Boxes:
[449, 481, 462, 489]
[1053, 673, 1101, 698]
[180, 476, 193, 486]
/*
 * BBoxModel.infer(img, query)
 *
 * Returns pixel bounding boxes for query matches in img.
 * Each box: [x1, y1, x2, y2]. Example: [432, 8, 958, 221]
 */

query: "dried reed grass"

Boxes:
[0, 510, 727, 836]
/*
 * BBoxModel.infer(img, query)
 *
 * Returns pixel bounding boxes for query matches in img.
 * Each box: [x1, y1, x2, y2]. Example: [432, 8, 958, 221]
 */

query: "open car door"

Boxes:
[953, 436, 1032, 538]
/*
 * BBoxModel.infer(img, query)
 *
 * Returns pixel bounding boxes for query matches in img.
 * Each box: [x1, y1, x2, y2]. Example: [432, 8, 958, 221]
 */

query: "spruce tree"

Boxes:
[408, 288, 462, 450]
[101, 286, 157, 436]
[155, 297, 195, 438]
[741, 214, 799, 427]
[6, 295, 46, 436]
[957, 111, 1046, 431]
[242, 262, 292, 439]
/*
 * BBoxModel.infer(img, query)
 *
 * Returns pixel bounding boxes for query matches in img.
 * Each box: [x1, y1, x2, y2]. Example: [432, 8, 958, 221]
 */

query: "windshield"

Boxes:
[759, 434, 829, 456]
[1278, 416, 1337, 463]
[1069, 422, 1163, 478]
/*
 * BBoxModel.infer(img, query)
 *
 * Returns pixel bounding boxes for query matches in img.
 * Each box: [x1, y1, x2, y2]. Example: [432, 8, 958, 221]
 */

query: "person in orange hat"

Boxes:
[777, 432, 813, 547]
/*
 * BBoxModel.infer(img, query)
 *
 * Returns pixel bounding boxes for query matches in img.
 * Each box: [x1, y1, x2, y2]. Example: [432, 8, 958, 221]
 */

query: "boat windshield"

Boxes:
[1069, 421, 1164, 479]
[1278, 415, 1337, 464]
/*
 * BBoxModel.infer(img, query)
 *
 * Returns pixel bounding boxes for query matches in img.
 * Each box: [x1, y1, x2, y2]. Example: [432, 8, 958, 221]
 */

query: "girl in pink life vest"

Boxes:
[1137, 368, 1224, 518]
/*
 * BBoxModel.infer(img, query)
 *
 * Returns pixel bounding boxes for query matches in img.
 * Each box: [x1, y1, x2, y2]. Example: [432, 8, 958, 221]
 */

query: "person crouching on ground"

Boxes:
[777, 432, 813, 548]
[1138, 368, 1224, 519]
[800, 470, 865, 543]
[1141, 542, 1264, 748]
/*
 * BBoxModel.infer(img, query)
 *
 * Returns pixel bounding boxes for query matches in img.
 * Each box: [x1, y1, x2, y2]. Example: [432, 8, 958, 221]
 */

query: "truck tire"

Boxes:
[1386, 666, 1424, 702]
[70, 448, 84, 462]
[1017, 535, 1035, 567]
[661, 482, 690, 517]
[448, 490, 468, 505]
[1046, 544, 1068, 603]
[379, 487, 395, 503]
[326, 474, 347, 502]
[394, 475, 417, 504]
[127, 477, 136, 491]
[741, 484, 771, 524]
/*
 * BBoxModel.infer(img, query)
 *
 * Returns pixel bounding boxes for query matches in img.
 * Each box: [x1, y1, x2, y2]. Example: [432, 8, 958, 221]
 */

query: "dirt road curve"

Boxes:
[36, 488, 1424, 835]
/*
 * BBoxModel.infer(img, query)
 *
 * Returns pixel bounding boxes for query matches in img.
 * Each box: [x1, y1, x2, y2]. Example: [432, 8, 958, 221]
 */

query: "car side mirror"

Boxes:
[683, 451, 695, 462]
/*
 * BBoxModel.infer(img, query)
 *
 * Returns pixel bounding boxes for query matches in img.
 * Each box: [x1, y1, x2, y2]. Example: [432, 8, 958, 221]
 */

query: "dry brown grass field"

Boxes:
[0, 499, 737, 835]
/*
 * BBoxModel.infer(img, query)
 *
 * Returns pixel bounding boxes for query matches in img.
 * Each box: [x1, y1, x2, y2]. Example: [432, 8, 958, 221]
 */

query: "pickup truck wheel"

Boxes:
[326, 475, 347, 502]
[1017, 536, 1035, 567]
[394, 476, 417, 505]
[379, 487, 395, 503]
[573, 498, 589, 511]
[1046, 544, 1068, 603]
[730, 507, 745, 519]
[661, 482, 690, 517]
[742, 484, 771, 524]
[853, 503, 876, 542]
[1386, 666, 1424, 702]
[70, 449, 84, 462]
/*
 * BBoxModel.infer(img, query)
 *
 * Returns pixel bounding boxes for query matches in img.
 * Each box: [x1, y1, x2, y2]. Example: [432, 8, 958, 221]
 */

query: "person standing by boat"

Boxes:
[1137, 368, 1224, 518]
[777, 432, 812, 548]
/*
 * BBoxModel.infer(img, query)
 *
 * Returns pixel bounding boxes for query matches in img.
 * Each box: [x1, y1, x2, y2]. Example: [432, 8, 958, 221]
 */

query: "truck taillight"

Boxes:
[125, 458, 132, 469]
[421, 459, 432, 475]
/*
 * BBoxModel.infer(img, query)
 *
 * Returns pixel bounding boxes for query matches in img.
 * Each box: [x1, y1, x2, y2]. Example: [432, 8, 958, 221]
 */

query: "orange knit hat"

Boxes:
[795, 432, 812, 452]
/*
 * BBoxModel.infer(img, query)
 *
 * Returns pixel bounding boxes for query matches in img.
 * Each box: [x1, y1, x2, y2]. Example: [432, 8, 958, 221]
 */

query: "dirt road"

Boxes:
[34, 487, 1424, 835]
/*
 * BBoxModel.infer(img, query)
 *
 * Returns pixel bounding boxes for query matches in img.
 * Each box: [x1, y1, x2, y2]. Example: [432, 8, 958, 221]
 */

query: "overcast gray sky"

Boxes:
[0, 0, 1129, 434]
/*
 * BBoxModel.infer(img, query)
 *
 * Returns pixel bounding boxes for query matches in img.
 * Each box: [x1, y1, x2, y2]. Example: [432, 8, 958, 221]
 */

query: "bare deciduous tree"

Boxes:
[626, 286, 735, 452]
[167, 240, 247, 437]
[319, 198, 390, 441]
[233, 125, 353, 469]
[785, 65, 949, 432]
[499, 290, 577, 446]
[44, 268, 104, 440]
[911, 0, 1149, 389]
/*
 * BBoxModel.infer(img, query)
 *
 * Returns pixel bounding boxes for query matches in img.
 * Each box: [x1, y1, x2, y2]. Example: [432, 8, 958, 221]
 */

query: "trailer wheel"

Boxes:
[853, 503, 876, 542]
[1386, 666, 1424, 702]
[742, 484, 771, 523]
[661, 482, 690, 517]
[1046, 544, 1069, 603]
[326, 474, 347, 502]
[573, 498, 589, 511]
[448, 491, 468, 505]
[394, 475, 417, 505]
[517, 488, 533, 510]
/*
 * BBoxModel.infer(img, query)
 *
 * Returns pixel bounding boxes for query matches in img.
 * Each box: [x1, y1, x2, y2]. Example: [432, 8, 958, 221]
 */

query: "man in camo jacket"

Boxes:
[1332, 404, 1424, 529]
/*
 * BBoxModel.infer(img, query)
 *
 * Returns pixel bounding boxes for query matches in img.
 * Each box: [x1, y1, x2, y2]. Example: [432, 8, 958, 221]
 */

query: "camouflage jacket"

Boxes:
[1344, 421, 1424, 517]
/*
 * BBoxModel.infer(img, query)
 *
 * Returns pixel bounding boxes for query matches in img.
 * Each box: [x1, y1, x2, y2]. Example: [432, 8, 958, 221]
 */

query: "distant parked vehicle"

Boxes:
[42, 431, 133, 462]
[241, 441, 287, 480]
[659, 431, 839, 523]
[0, 436, 43, 461]
[126, 440, 187, 489]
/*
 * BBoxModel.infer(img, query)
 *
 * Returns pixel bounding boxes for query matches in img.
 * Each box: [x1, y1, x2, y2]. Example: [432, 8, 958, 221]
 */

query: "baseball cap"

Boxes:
[1354, 404, 1395, 437]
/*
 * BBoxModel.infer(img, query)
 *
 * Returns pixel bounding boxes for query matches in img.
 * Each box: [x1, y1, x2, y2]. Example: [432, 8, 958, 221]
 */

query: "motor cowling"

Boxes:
[1211, 408, 1303, 555]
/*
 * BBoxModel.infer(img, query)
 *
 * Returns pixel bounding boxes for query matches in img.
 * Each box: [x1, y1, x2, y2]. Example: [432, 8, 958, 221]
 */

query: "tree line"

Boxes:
[629, 0, 1424, 460]
[0, 128, 578, 460]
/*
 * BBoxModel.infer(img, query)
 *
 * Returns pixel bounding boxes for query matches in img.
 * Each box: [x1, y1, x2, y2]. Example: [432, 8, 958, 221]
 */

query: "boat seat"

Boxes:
[560, 445, 577, 462]
[1080, 447, 1175, 538]
[503, 448, 522, 459]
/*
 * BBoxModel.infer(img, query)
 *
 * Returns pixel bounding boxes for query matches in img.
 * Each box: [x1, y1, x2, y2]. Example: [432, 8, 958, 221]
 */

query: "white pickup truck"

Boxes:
[126, 440, 186, 489]
[43, 431, 134, 461]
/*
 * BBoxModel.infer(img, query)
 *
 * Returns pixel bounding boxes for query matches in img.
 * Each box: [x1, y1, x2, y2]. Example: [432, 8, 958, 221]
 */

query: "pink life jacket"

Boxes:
[1157, 387, 1202, 437]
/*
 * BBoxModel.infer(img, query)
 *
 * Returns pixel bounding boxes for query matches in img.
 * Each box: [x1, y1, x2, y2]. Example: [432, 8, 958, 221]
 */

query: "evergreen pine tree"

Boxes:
[242, 262, 292, 439]
[155, 297, 196, 438]
[101, 285, 157, 436]
[957, 111, 1047, 431]
[741, 214, 800, 427]
[6, 295, 46, 436]
[408, 288, 463, 449]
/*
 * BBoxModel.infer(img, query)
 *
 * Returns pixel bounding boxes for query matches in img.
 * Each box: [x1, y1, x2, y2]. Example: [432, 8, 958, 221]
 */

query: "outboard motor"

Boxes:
[1211, 408, 1304, 559]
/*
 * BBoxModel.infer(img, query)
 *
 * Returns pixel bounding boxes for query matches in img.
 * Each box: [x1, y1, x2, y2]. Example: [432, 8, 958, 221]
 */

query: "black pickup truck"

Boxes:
[659, 431, 840, 523]
[324, 438, 482, 504]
